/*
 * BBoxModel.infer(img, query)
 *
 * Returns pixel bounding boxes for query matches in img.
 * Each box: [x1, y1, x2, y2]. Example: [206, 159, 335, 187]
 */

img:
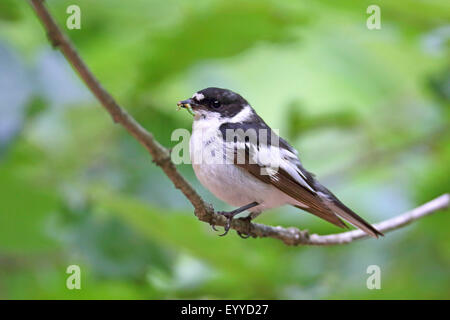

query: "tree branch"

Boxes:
[29, 0, 449, 246]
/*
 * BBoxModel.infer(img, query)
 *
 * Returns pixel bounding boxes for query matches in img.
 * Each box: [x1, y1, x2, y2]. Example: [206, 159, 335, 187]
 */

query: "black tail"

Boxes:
[317, 187, 383, 238]
[328, 200, 383, 238]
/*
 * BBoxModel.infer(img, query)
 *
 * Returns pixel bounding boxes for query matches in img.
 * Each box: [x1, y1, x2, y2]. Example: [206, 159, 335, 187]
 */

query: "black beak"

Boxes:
[177, 98, 195, 108]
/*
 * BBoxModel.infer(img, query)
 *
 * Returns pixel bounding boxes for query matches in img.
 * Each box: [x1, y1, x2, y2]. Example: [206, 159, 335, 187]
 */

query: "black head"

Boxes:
[178, 87, 250, 119]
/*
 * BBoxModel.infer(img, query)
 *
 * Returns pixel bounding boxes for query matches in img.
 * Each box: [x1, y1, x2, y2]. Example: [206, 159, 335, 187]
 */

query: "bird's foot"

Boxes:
[217, 211, 237, 236]
[235, 216, 253, 239]
[236, 231, 251, 239]
[215, 213, 254, 238]
[214, 202, 259, 237]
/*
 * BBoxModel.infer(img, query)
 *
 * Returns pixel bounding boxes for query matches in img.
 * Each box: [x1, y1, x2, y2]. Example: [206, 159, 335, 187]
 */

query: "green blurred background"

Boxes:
[0, 0, 449, 299]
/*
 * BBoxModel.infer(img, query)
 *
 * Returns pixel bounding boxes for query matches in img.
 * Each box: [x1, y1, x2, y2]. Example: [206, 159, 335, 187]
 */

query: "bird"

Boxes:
[177, 87, 383, 238]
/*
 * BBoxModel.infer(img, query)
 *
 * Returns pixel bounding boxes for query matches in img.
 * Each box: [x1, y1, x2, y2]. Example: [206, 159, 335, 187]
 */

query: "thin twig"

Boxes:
[29, 0, 449, 246]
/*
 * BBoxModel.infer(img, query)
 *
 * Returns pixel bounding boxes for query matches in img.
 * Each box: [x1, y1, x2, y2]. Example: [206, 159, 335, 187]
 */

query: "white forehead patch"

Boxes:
[192, 92, 204, 101]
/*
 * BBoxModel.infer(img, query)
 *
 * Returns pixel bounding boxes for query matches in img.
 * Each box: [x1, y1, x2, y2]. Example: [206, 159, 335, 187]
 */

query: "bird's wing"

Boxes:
[220, 121, 382, 238]
[238, 151, 349, 230]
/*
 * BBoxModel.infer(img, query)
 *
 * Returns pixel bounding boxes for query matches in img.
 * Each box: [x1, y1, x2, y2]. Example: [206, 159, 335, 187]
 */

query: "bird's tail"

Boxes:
[321, 193, 383, 238]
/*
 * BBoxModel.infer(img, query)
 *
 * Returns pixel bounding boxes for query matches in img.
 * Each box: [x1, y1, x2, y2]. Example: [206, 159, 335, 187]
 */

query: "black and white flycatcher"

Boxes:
[178, 87, 383, 238]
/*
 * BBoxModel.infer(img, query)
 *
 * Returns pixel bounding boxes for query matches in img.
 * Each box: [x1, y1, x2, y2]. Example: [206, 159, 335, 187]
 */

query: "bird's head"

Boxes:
[177, 87, 251, 120]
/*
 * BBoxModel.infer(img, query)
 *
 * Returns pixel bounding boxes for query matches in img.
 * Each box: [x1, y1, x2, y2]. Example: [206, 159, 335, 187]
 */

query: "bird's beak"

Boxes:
[177, 98, 195, 108]
[177, 98, 197, 116]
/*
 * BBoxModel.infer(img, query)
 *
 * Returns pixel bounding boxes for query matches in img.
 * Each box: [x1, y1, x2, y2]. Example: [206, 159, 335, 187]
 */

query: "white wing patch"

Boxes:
[228, 136, 316, 193]
[280, 147, 308, 181]
[279, 158, 315, 193]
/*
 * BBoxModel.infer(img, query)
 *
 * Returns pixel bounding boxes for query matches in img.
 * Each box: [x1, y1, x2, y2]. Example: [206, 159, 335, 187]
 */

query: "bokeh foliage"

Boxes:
[0, 0, 448, 299]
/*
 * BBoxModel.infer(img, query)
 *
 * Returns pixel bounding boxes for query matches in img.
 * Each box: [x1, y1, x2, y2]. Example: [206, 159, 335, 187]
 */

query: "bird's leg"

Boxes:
[216, 202, 259, 237]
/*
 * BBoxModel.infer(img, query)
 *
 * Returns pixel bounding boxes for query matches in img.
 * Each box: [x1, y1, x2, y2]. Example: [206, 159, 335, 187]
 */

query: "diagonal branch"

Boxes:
[29, 0, 449, 246]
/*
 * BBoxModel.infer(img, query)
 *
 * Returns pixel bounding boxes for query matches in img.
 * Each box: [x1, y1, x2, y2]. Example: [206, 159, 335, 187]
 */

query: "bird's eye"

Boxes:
[211, 100, 221, 108]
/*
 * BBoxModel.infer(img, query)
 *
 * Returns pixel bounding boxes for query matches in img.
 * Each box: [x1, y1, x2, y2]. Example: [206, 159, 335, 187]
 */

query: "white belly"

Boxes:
[192, 162, 292, 214]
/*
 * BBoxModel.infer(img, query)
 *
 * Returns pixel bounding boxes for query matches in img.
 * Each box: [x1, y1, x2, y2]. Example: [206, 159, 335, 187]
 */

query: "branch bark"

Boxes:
[29, 0, 449, 246]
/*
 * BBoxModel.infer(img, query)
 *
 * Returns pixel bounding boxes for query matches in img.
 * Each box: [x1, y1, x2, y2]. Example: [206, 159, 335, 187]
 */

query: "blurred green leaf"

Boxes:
[0, 0, 22, 22]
